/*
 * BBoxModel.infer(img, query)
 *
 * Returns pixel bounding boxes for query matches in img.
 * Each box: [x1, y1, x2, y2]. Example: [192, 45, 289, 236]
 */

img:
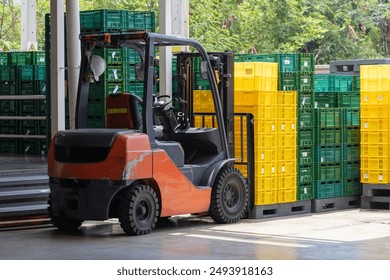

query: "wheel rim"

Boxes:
[135, 197, 154, 228]
[223, 180, 241, 212]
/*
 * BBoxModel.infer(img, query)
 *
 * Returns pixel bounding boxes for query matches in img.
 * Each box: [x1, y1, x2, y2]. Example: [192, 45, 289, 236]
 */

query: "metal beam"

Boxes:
[50, 0, 66, 137]
[20, 0, 37, 51]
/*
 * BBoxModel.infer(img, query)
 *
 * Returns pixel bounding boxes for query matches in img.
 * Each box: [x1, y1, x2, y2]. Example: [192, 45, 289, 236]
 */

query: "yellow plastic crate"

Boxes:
[234, 91, 278, 108]
[360, 79, 390, 92]
[360, 131, 390, 144]
[361, 65, 390, 79]
[193, 90, 214, 113]
[278, 106, 297, 120]
[278, 91, 297, 106]
[361, 170, 390, 184]
[234, 62, 278, 92]
[277, 147, 297, 161]
[256, 147, 278, 162]
[258, 120, 277, 134]
[234, 164, 248, 178]
[255, 162, 277, 177]
[360, 105, 390, 119]
[277, 133, 296, 147]
[277, 119, 296, 133]
[255, 189, 277, 205]
[361, 157, 390, 170]
[255, 132, 277, 148]
[193, 115, 217, 128]
[361, 92, 390, 105]
[255, 175, 278, 192]
[361, 118, 390, 131]
[277, 175, 297, 203]
[277, 161, 297, 176]
[361, 144, 389, 158]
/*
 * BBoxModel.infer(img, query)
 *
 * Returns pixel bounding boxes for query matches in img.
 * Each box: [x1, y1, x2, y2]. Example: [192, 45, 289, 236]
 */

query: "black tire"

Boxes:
[47, 194, 83, 231]
[209, 167, 248, 224]
[118, 184, 160, 235]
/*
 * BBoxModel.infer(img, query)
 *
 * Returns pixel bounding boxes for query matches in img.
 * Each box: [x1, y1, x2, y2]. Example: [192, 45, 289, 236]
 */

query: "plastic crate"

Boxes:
[343, 161, 360, 180]
[342, 108, 360, 126]
[343, 144, 360, 161]
[277, 175, 297, 203]
[315, 163, 342, 181]
[279, 90, 297, 106]
[104, 66, 124, 82]
[343, 178, 361, 196]
[234, 62, 278, 92]
[18, 65, 34, 81]
[277, 147, 296, 161]
[315, 128, 342, 146]
[361, 118, 390, 132]
[0, 53, 9, 65]
[297, 182, 314, 201]
[361, 157, 389, 171]
[361, 92, 390, 105]
[360, 131, 389, 145]
[333, 75, 353, 92]
[352, 76, 360, 91]
[360, 144, 389, 158]
[278, 106, 297, 120]
[337, 92, 360, 108]
[298, 109, 314, 129]
[277, 53, 298, 72]
[125, 49, 142, 64]
[32, 52, 46, 65]
[315, 108, 342, 128]
[19, 100, 39, 116]
[0, 65, 17, 81]
[298, 93, 313, 109]
[360, 77, 390, 92]
[87, 116, 105, 128]
[360, 105, 390, 119]
[88, 99, 105, 116]
[298, 147, 314, 164]
[193, 90, 214, 113]
[277, 119, 296, 133]
[298, 163, 314, 183]
[35, 81, 47, 95]
[80, 10, 128, 32]
[93, 48, 124, 65]
[0, 100, 18, 116]
[234, 91, 278, 108]
[234, 54, 277, 63]
[9, 52, 33, 65]
[19, 119, 39, 135]
[297, 128, 314, 147]
[278, 72, 298, 91]
[19, 82, 34, 95]
[298, 72, 314, 91]
[0, 119, 18, 134]
[298, 53, 314, 72]
[255, 189, 278, 206]
[126, 82, 144, 96]
[314, 74, 331, 92]
[315, 180, 343, 199]
[315, 145, 343, 164]
[361, 170, 389, 184]
[0, 81, 18, 95]
[314, 92, 337, 109]
[0, 139, 19, 154]
[255, 133, 277, 149]
[277, 132, 296, 148]
[127, 11, 156, 31]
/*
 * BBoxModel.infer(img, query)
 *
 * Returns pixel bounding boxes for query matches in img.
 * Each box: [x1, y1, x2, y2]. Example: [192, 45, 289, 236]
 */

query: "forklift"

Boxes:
[47, 31, 253, 235]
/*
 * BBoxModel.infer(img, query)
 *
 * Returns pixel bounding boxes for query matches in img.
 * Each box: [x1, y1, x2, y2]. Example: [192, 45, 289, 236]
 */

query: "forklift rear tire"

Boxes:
[118, 184, 160, 235]
[209, 167, 248, 224]
[48, 195, 83, 231]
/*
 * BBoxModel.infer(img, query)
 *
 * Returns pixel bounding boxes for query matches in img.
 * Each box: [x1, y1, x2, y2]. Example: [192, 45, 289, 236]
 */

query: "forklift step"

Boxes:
[248, 200, 312, 219]
[311, 196, 361, 213]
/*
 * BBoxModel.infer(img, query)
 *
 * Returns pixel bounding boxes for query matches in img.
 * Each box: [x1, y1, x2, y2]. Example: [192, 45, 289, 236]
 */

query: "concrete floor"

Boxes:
[1, 209, 390, 260]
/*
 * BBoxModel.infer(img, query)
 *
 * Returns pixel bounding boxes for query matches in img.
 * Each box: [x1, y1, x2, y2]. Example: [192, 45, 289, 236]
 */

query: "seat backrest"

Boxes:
[106, 93, 139, 129]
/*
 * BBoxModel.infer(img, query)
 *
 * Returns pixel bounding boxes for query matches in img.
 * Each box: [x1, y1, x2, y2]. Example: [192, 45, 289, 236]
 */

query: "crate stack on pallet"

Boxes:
[312, 73, 361, 209]
[233, 61, 299, 207]
[0, 51, 47, 155]
[45, 10, 155, 129]
[360, 65, 390, 209]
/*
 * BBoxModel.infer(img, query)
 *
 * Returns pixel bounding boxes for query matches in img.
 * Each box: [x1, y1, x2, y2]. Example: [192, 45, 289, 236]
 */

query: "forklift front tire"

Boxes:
[209, 167, 248, 224]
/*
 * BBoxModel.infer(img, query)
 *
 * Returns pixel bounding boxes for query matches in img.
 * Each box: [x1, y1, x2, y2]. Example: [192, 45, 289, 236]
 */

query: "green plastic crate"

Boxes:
[234, 53, 278, 63]
[298, 164, 314, 183]
[127, 11, 156, 31]
[0, 120, 18, 134]
[104, 65, 125, 82]
[88, 99, 105, 116]
[0, 139, 19, 154]
[298, 128, 314, 147]
[315, 180, 343, 199]
[315, 128, 342, 146]
[80, 10, 128, 32]
[298, 93, 313, 109]
[298, 109, 314, 129]
[352, 76, 360, 91]
[32, 52, 46, 65]
[343, 160, 360, 180]
[277, 53, 298, 72]
[34, 65, 46, 81]
[297, 182, 314, 201]
[0, 100, 18, 116]
[343, 144, 360, 161]
[93, 48, 124, 65]
[315, 108, 342, 128]
[19, 119, 39, 135]
[314, 74, 331, 92]
[315, 145, 343, 164]
[124, 49, 142, 64]
[0, 65, 17, 81]
[337, 92, 360, 108]
[298, 53, 314, 72]
[126, 82, 144, 96]
[298, 147, 314, 164]
[0, 81, 18, 95]
[342, 108, 360, 126]
[19, 100, 39, 116]
[333, 75, 353, 92]
[279, 72, 298, 91]
[298, 72, 314, 91]
[342, 127, 360, 145]
[343, 178, 361, 196]
[87, 116, 105, 128]
[314, 92, 336, 109]
[9, 52, 33, 65]
[18, 65, 34, 81]
[315, 163, 342, 181]
[35, 81, 47, 95]
[0, 53, 9, 65]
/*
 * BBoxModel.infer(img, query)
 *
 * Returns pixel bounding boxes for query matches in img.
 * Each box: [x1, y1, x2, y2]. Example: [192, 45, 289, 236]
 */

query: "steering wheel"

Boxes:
[152, 94, 172, 110]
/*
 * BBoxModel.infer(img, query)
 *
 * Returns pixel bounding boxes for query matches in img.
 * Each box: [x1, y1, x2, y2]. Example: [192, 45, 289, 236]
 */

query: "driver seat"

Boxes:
[105, 93, 142, 130]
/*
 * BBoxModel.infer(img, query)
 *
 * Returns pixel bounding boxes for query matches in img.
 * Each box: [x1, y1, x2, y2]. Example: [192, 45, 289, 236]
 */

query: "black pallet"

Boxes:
[311, 196, 360, 213]
[249, 200, 312, 219]
[361, 184, 390, 210]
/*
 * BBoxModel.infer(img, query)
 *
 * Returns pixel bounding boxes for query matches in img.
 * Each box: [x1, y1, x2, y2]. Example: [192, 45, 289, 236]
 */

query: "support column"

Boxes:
[50, 0, 65, 137]
[158, 0, 189, 96]
[66, 0, 81, 129]
[20, 0, 37, 51]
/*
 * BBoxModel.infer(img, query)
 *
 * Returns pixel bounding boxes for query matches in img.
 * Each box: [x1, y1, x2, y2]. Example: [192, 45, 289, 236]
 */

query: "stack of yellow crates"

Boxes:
[360, 65, 390, 183]
[192, 90, 216, 127]
[234, 62, 297, 205]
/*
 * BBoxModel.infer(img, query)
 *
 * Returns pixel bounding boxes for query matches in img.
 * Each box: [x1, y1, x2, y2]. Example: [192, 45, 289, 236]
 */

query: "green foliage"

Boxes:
[0, 0, 21, 51]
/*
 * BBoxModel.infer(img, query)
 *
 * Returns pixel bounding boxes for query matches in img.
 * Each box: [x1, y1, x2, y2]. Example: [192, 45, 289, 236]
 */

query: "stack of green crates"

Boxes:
[0, 51, 47, 155]
[45, 10, 156, 129]
[314, 74, 361, 198]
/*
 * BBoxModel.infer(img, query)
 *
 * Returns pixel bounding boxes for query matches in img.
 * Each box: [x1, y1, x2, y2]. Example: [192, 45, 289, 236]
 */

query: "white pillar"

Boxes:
[158, 0, 189, 96]
[66, 0, 81, 129]
[20, 0, 37, 51]
[50, 0, 66, 137]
